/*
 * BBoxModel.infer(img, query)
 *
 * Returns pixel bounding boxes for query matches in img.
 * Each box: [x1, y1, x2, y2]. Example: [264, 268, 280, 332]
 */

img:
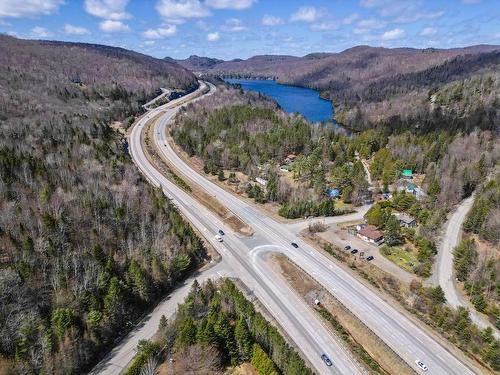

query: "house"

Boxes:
[406, 182, 418, 193]
[357, 225, 384, 246]
[255, 177, 268, 187]
[325, 188, 341, 198]
[395, 213, 417, 228]
[405, 182, 426, 200]
[402, 169, 413, 179]
[285, 154, 297, 163]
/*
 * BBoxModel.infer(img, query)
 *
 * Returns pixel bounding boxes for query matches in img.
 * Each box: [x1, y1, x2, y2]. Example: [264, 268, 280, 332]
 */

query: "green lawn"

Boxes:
[380, 246, 419, 273]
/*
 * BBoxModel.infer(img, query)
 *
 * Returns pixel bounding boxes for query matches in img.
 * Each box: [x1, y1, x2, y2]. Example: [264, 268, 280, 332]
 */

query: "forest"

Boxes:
[179, 45, 499, 133]
[173, 84, 498, 222]
[172, 85, 369, 218]
[125, 279, 313, 375]
[454, 173, 500, 322]
[0, 35, 205, 373]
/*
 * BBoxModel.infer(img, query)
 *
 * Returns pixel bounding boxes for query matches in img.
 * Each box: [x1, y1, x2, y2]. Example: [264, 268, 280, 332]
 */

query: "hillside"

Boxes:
[174, 45, 500, 131]
[0, 35, 203, 374]
[173, 54, 225, 71]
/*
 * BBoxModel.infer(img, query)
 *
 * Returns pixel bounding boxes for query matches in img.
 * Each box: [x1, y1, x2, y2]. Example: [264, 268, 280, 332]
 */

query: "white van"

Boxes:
[215, 234, 223, 242]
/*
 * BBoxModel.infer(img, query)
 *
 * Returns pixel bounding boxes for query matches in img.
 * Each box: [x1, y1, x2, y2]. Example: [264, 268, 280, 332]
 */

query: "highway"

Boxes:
[129, 82, 365, 375]
[132, 80, 482, 375]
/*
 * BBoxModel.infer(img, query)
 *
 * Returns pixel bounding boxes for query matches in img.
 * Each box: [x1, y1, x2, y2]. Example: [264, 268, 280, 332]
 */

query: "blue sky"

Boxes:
[0, 0, 499, 59]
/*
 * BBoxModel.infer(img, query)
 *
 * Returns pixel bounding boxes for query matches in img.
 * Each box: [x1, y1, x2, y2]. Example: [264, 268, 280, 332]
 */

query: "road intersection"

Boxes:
[98, 80, 484, 375]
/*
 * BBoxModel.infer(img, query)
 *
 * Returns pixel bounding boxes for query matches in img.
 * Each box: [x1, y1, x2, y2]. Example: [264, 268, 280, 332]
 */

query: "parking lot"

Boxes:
[316, 226, 418, 284]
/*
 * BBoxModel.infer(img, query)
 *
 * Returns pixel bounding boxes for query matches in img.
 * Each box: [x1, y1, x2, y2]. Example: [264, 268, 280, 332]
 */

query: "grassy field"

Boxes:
[381, 246, 418, 273]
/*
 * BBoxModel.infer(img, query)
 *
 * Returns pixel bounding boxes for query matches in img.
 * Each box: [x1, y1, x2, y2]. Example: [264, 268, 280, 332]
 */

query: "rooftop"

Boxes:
[358, 225, 384, 240]
[395, 213, 416, 224]
[402, 169, 413, 177]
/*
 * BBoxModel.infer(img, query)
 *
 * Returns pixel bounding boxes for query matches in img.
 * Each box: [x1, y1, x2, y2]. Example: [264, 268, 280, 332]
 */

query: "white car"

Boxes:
[215, 234, 223, 242]
[415, 360, 428, 372]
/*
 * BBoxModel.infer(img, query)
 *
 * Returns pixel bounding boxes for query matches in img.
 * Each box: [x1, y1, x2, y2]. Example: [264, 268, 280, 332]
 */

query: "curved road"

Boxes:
[130, 82, 364, 375]
[131, 80, 482, 374]
[433, 194, 500, 338]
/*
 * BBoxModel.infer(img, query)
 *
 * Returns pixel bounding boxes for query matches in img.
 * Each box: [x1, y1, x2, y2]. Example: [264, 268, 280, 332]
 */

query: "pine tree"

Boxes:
[385, 214, 403, 245]
[234, 318, 253, 360]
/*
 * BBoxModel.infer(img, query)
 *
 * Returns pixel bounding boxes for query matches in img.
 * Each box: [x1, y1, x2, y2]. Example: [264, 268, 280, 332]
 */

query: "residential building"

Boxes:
[402, 169, 413, 179]
[357, 225, 384, 246]
[394, 213, 417, 228]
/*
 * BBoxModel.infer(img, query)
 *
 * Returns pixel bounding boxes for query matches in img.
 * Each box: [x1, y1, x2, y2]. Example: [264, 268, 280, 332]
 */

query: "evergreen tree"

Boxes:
[385, 215, 403, 246]
[234, 318, 253, 360]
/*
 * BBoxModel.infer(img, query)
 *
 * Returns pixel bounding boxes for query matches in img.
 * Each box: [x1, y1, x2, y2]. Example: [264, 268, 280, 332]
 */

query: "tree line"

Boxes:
[0, 36, 203, 374]
[132, 279, 314, 374]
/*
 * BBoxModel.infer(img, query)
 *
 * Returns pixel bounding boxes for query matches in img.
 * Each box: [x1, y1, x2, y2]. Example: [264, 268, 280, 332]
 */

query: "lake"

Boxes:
[225, 79, 333, 123]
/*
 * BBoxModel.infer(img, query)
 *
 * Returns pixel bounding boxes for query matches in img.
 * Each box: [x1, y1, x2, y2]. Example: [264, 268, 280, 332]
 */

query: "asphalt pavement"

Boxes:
[126, 80, 483, 375]
[433, 194, 500, 338]
[128, 82, 363, 375]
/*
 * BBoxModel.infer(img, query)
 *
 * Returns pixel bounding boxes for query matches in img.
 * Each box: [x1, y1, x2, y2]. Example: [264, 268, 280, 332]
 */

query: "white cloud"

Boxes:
[222, 18, 246, 32]
[156, 0, 210, 22]
[419, 26, 436, 36]
[84, 0, 130, 20]
[393, 10, 445, 24]
[195, 20, 210, 30]
[357, 18, 386, 29]
[311, 22, 338, 31]
[361, 0, 446, 24]
[343, 13, 359, 25]
[205, 0, 255, 9]
[290, 6, 319, 23]
[31, 26, 51, 37]
[64, 24, 90, 35]
[143, 40, 155, 46]
[494, 32, 500, 39]
[0, 0, 63, 18]
[381, 28, 405, 40]
[99, 19, 130, 32]
[262, 14, 283, 26]
[360, 0, 390, 8]
[207, 31, 220, 42]
[142, 25, 177, 39]
[353, 18, 386, 34]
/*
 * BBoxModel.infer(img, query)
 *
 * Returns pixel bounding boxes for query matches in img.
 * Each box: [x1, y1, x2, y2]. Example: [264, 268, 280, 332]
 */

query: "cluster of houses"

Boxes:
[398, 169, 426, 200]
[352, 212, 417, 247]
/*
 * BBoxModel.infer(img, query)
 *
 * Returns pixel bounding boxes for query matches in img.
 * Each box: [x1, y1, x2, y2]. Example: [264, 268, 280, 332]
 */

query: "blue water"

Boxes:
[225, 79, 333, 123]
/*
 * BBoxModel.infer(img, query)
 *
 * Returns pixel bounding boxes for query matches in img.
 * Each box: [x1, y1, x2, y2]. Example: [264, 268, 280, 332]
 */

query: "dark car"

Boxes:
[321, 354, 332, 367]
[351, 249, 358, 255]
[366, 255, 374, 261]
[218, 229, 225, 235]
[291, 241, 299, 248]
[344, 245, 351, 251]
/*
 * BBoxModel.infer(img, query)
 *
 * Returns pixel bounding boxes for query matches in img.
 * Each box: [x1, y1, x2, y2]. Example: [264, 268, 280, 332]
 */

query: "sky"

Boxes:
[0, 0, 499, 59]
